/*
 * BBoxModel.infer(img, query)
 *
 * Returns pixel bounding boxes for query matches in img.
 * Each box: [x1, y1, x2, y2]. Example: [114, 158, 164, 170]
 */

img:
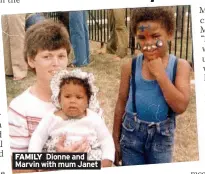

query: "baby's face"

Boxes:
[59, 82, 88, 117]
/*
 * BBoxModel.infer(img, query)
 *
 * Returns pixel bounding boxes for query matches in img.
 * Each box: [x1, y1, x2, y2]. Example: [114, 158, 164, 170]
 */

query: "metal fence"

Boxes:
[45, 6, 193, 64]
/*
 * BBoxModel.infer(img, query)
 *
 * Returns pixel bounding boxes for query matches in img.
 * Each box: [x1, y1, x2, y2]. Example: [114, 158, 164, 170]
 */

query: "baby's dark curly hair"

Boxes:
[131, 6, 175, 36]
[59, 77, 92, 104]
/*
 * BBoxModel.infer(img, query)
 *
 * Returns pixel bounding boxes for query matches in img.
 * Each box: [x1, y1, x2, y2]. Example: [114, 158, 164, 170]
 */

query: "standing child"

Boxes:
[28, 69, 115, 168]
[113, 7, 191, 165]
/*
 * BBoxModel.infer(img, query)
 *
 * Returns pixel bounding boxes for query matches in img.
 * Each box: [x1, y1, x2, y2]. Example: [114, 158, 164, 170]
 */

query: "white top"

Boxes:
[8, 88, 55, 152]
[28, 109, 115, 162]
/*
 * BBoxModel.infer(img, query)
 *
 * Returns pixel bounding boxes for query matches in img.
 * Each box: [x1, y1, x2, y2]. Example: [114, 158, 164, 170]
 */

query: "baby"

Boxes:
[28, 69, 115, 167]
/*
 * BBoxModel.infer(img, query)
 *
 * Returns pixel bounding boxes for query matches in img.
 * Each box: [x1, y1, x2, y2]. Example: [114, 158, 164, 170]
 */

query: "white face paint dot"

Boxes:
[143, 46, 147, 50]
[151, 45, 157, 49]
[156, 40, 163, 47]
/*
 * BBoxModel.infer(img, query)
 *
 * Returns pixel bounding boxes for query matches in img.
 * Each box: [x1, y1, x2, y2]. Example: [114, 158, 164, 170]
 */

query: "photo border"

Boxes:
[0, 1, 204, 174]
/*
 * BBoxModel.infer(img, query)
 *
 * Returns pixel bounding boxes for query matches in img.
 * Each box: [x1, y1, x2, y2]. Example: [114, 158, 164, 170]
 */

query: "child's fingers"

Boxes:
[147, 55, 158, 61]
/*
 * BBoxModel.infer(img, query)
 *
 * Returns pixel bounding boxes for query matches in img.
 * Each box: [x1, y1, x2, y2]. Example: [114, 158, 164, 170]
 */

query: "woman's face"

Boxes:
[136, 21, 172, 60]
[28, 48, 68, 84]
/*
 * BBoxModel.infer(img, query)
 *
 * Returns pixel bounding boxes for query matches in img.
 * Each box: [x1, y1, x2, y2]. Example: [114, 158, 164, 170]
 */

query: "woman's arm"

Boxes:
[28, 115, 51, 152]
[8, 107, 30, 152]
[9, 107, 38, 172]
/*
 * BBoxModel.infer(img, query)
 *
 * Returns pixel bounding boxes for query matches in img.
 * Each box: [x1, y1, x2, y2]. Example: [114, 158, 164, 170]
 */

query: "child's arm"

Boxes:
[112, 60, 131, 165]
[148, 58, 191, 114]
[28, 114, 52, 152]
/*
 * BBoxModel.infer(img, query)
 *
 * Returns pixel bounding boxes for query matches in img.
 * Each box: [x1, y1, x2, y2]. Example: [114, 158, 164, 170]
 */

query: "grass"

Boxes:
[5, 41, 198, 163]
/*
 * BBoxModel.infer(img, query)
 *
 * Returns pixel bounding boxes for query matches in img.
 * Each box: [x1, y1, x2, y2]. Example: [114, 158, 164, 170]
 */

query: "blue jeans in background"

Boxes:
[120, 112, 175, 165]
[25, 13, 45, 30]
[69, 11, 90, 67]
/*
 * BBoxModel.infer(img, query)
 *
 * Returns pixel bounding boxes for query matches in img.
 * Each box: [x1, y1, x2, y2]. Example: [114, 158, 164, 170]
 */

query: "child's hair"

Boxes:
[24, 19, 71, 70]
[59, 77, 92, 104]
[131, 7, 175, 36]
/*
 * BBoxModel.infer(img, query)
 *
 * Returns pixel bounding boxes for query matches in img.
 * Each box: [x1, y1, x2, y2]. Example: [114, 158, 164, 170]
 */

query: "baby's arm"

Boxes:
[95, 117, 115, 167]
[28, 114, 52, 152]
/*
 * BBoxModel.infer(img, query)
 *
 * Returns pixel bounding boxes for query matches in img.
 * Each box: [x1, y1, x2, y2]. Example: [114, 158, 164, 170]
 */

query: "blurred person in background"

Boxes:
[2, 14, 27, 80]
[68, 10, 90, 67]
[106, 9, 128, 60]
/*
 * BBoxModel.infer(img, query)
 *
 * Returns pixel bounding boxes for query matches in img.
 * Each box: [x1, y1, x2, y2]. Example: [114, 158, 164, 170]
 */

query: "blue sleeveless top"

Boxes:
[125, 54, 177, 122]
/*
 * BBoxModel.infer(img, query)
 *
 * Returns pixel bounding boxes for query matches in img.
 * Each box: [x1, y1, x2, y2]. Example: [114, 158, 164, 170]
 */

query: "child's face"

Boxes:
[136, 21, 172, 59]
[59, 82, 88, 117]
[28, 48, 68, 84]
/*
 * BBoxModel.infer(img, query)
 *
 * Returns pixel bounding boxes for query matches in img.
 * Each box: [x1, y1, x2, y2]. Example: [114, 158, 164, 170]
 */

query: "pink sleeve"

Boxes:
[8, 106, 30, 153]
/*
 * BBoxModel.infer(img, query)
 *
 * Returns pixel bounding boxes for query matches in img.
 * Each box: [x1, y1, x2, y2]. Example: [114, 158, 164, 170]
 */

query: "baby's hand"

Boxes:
[56, 135, 90, 153]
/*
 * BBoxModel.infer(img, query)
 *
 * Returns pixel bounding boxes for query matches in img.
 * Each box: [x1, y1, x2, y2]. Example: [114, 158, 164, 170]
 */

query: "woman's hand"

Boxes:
[56, 135, 90, 152]
[101, 159, 113, 168]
